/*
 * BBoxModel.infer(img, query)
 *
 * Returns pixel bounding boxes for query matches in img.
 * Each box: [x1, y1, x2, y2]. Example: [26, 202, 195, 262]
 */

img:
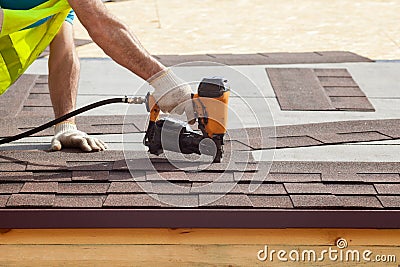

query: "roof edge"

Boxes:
[1, 209, 399, 229]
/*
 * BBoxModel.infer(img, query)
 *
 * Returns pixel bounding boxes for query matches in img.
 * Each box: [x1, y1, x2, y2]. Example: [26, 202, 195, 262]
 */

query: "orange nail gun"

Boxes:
[143, 77, 230, 163]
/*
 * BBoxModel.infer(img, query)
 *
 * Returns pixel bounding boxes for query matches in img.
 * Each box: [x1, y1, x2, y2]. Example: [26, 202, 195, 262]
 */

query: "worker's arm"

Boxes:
[67, 0, 193, 116]
[67, 0, 164, 80]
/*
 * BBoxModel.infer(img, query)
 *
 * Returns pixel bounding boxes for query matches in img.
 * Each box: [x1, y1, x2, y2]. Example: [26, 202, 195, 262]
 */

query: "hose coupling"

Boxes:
[125, 96, 146, 104]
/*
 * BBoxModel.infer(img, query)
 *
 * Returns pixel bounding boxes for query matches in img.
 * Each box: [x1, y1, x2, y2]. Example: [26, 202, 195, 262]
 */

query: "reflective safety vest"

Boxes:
[0, 0, 71, 94]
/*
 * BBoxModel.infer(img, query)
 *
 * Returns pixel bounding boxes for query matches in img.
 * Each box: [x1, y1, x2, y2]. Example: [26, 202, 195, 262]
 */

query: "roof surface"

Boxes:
[1, 52, 400, 228]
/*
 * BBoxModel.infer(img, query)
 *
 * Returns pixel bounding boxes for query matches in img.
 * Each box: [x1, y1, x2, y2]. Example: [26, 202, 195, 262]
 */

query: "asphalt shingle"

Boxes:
[2, 66, 400, 228]
[145, 171, 189, 181]
[284, 183, 330, 194]
[327, 184, 377, 195]
[249, 195, 293, 208]
[337, 196, 383, 208]
[374, 184, 400, 195]
[290, 195, 342, 208]
[32, 172, 72, 181]
[103, 194, 161, 207]
[0, 183, 23, 194]
[358, 174, 400, 183]
[0, 172, 34, 181]
[199, 194, 253, 207]
[54, 195, 105, 208]
[0, 195, 9, 207]
[21, 182, 58, 193]
[7, 194, 55, 207]
[108, 181, 152, 193]
[378, 196, 400, 208]
[58, 183, 110, 194]
[266, 68, 374, 112]
[157, 194, 199, 207]
[72, 171, 110, 181]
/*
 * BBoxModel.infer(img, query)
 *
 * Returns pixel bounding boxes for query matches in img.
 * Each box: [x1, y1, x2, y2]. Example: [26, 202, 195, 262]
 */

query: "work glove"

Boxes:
[149, 69, 195, 121]
[51, 122, 108, 152]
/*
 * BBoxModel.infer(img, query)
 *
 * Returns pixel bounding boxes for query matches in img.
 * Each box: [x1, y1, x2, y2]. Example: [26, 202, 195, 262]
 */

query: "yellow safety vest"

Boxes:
[0, 0, 71, 94]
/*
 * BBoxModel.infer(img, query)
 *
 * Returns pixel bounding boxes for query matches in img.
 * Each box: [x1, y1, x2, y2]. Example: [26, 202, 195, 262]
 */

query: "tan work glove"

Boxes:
[51, 122, 107, 152]
[149, 69, 194, 121]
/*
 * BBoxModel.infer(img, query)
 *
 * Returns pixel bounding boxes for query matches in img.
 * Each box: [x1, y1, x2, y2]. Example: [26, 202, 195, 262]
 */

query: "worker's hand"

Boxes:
[149, 69, 194, 120]
[51, 122, 108, 152]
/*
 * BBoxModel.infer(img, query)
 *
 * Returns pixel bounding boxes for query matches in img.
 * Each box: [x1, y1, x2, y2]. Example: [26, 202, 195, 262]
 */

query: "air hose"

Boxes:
[0, 96, 145, 145]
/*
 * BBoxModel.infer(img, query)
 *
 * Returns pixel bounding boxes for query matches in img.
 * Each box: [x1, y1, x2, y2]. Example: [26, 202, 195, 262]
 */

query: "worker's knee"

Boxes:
[70, 50, 80, 73]
[50, 46, 80, 74]
[49, 23, 80, 72]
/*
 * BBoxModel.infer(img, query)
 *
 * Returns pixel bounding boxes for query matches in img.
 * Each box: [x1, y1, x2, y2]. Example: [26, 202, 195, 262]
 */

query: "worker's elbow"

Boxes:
[88, 19, 128, 44]
[87, 24, 104, 43]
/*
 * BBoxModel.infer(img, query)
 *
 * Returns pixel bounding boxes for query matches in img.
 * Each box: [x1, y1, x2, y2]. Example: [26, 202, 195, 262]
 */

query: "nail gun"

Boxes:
[143, 77, 230, 163]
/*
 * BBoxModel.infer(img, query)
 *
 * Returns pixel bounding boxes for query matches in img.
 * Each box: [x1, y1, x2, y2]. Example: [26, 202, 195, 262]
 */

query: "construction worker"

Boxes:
[0, 0, 192, 152]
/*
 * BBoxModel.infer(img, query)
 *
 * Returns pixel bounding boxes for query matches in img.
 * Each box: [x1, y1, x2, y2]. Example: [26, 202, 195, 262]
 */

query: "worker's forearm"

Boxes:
[90, 18, 164, 80]
[68, 0, 165, 80]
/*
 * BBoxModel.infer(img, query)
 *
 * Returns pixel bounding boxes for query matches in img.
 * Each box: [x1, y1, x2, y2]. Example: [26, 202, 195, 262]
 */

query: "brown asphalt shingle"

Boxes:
[290, 195, 342, 208]
[191, 182, 242, 194]
[0, 183, 23, 194]
[67, 161, 114, 171]
[103, 194, 161, 207]
[151, 182, 191, 194]
[0, 162, 27, 171]
[145, 171, 188, 181]
[21, 182, 58, 193]
[315, 131, 391, 144]
[32, 172, 72, 182]
[267, 68, 335, 111]
[374, 184, 400, 195]
[185, 172, 234, 182]
[155, 51, 372, 66]
[275, 136, 323, 148]
[3, 65, 400, 228]
[242, 183, 287, 195]
[327, 184, 377, 195]
[324, 86, 367, 97]
[58, 183, 110, 194]
[336, 196, 383, 208]
[107, 181, 152, 193]
[7, 194, 55, 207]
[26, 160, 67, 171]
[249, 195, 294, 208]
[330, 96, 375, 111]
[266, 68, 374, 112]
[108, 170, 146, 181]
[199, 194, 253, 207]
[284, 183, 330, 194]
[267, 173, 322, 183]
[54, 195, 105, 208]
[72, 171, 110, 181]
[0, 75, 38, 117]
[378, 196, 400, 208]
[358, 173, 400, 183]
[0, 195, 10, 207]
[157, 194, 199, 207]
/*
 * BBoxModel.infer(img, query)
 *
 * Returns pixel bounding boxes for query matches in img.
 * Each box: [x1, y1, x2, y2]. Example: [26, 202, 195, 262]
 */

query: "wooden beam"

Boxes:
[1, 229, 399, 266]
[2, 228, 400, 245]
